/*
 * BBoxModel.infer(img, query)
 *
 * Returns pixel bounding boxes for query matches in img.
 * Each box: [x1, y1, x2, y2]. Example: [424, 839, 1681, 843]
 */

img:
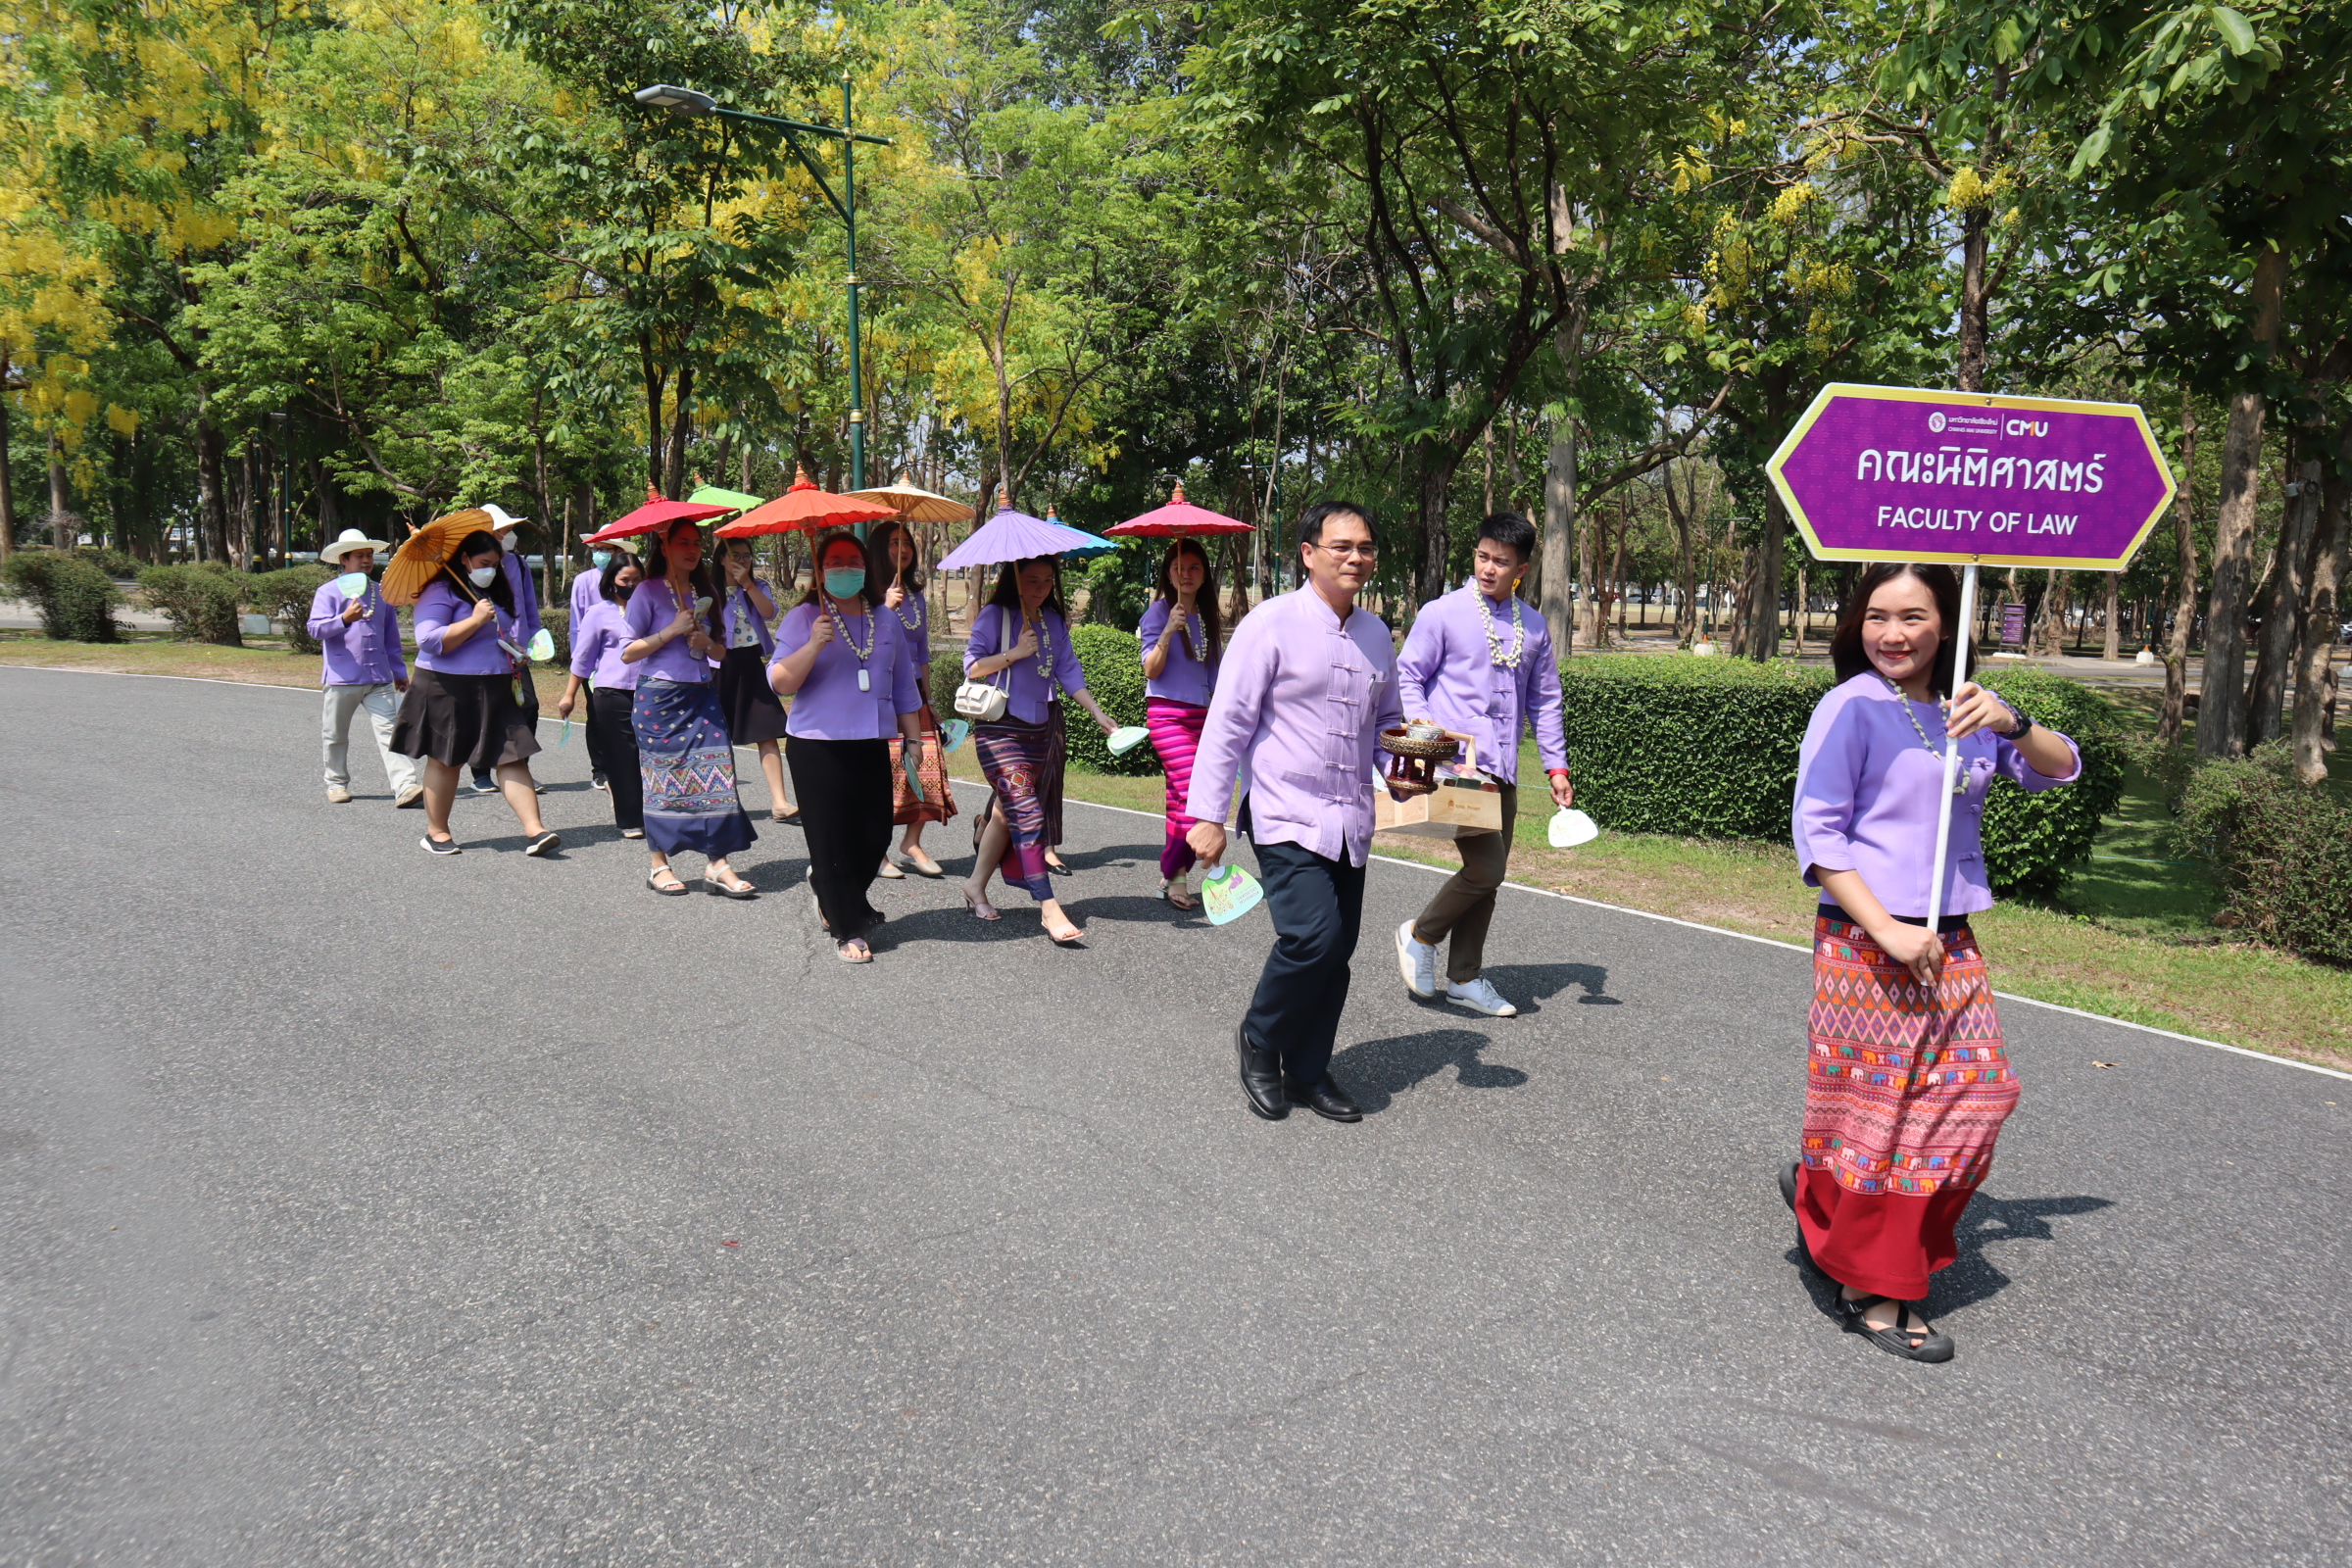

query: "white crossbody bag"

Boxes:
[952, 606, 1015, 723]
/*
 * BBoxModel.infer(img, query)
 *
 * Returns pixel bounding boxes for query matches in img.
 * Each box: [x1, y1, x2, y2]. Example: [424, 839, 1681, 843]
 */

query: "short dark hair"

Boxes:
[1295, 501, 1375, 585]
[1830, 563, 1964, 695]
[1477, 511, 1538, 564]
[445, 529, 516, 615]
[599, 553, 643, 604]
[987, 555, 1067, 621]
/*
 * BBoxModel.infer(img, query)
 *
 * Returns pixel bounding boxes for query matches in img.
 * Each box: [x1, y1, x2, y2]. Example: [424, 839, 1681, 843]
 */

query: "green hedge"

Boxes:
[2171, 742, 2352, 966]
[540, 606, 570, 671]
[139, 564, 249, 644]
[1558, 655, 2126, 897]
[248, 565, 335, 654]
[1064, 621, 1153, 774]
[1, 550, 121, 641]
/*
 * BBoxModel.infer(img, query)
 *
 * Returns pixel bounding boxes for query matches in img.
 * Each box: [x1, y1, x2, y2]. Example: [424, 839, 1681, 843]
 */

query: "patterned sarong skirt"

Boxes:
[1146, 697, 1206, 880]
[632, 676, 758, 860]
[1794, 912, 2020, 1300]
[889, 704, 957, 827]
[973, 714, 1054, 901]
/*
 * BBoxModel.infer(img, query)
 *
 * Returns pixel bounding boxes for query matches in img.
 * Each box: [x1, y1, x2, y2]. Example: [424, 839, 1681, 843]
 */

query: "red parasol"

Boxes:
[585, 486, 734, 546]
[716, 466, 900, 537]
[1104, 482, 1252, 538]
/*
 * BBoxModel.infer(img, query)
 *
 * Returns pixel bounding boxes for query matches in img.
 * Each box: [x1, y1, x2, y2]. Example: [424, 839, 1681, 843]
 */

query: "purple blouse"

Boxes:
[567, 599, 640, 692]
[962, 604, 1086, 726]
[720, 580, 778, 659]
[1137, 598, 1217, 708]
[1395, 583, 1565, 785]
[771, 601, 922, 741]
[569, 564, 605, 626]
[883, 589, 930, 673]
[1792, 671, 2082, 919]
[412, 579, 522, 677]
[500, 552, 541, 640]
[622, 578, 716, 683]
[307, 579, 407, 687]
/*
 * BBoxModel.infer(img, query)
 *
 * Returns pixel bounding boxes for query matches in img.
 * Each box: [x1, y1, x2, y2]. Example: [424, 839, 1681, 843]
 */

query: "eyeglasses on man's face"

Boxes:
[1309, 539, 1378, 561]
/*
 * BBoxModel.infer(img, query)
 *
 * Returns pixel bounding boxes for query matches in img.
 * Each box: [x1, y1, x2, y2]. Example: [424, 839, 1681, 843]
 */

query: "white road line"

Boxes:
[13, 666, 2343, 1083]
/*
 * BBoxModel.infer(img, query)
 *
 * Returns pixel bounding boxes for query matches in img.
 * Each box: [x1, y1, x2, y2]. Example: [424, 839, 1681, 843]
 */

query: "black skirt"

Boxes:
[391, 668, 541, 769]
[716, 644, 789, 744]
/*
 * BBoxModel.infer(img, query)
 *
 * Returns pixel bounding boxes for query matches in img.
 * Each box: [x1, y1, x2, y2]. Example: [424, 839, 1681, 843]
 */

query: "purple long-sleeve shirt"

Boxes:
[412, 579, 521, 677]
[567, 599, 640, 692]
[771, 601, 922, 740]
[962, 605, 1087, 725]
[622, 579, 715, 683]
[883, 589, 930, 674]
[307, 579, 407, 687]
[1395, 583, 1564, 785]
[720, 580, 778, 660]
[1137, 598, 1217, 707]
[569, 564, 605, 626]
[1186, 587, 1404, 867]
[1792, 671, 2082, 919]
[500, 552, 541, 639]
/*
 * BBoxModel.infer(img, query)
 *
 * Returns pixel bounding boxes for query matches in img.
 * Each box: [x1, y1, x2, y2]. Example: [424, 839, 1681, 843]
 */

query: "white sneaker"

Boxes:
[1396, 919, 1438, 999]
[325, 784, 353, 804]
[1445, 977, 1518, 1017]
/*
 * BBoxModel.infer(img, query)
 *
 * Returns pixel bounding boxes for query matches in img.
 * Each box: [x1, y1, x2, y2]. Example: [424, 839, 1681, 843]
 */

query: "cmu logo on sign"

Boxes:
[2005, 418, 2050, 437]
[1928, 411, 1946, 432]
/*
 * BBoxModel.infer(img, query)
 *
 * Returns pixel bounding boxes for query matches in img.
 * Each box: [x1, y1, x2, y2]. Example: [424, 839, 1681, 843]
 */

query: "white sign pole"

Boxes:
[1924, 564, 1979, 933]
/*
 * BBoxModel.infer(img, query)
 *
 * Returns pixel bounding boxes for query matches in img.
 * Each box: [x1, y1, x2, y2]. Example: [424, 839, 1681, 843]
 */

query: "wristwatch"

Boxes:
[2000, 703, 2034, 740]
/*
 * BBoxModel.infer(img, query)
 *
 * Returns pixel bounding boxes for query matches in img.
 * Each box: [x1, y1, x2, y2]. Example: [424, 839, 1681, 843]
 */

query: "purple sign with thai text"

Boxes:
[1765, 383, 2176, 570]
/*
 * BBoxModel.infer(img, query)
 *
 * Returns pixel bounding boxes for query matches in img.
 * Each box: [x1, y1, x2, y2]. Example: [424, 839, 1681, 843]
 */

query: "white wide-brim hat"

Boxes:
[479, 503, 530, 531]
[322, 528, 392, 565]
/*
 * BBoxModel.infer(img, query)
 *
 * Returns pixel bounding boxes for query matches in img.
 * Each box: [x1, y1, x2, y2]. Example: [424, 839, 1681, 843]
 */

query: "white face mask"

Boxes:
[497, 531, 517, 552]
[468, 565, 498, 588]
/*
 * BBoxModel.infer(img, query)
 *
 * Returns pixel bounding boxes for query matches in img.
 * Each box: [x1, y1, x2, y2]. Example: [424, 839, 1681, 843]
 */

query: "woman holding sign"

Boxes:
[390, 530, 559, 858]
[768, 529, 927, 962]
[622, 520, 759, 898]
[1788, 563, 2082, 1362]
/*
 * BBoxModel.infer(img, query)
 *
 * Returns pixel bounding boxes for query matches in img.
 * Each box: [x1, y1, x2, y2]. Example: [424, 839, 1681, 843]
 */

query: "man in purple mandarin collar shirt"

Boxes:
[1187, 501, 1403, 1124]
[1392, 512, 1575, 1018]
[307, 530, 422, 808]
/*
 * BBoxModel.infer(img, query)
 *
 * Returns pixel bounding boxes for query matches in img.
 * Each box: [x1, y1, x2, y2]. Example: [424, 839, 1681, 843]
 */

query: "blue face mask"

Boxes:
[590, 550, 612, 569]
[824, 567, 866, 600]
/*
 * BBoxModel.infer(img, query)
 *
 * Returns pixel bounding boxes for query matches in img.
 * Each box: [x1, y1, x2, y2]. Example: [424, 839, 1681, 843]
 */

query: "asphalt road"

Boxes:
[2, 665, 2345, 1566]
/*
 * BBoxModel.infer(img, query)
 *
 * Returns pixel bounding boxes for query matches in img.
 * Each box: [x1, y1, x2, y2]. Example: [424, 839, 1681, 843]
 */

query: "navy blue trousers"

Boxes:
[1242, 838, 1367, 1087]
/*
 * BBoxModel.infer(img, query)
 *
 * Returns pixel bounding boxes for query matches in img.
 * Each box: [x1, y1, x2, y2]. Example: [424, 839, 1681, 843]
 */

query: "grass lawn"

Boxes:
[11, 627, 2346, 1070]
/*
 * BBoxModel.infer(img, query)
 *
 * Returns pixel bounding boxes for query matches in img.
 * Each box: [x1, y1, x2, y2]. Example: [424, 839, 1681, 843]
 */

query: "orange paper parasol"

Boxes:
[382, 509, 493, 606]
[717, 466, 900, 537]
[585, 486, 735, 546]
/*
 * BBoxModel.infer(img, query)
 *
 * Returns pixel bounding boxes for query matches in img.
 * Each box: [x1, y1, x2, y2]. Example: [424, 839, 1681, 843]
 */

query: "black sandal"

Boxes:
[1838, 1294, 1954, 1363]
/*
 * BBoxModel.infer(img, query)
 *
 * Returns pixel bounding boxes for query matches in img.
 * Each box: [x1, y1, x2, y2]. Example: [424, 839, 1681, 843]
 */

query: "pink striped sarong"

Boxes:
[1147, 697, 1207, 880]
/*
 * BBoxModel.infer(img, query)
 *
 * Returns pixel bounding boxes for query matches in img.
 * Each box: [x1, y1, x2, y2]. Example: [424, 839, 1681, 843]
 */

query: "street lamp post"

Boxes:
[632, 80, 892, 491]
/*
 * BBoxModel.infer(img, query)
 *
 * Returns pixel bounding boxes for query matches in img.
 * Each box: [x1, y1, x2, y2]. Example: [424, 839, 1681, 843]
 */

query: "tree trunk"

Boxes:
[2246, 448, 2321, 746]
[1663, 461, 1696, 645]
[2196, 246, 2286, 758]
[2158, 398, 2201, 746]
[662, 364, 695, 500]
[2292, 426, 2350, 783]
[1792, 564, 1808, 654]
[1542, 422, 1578, 657]
[1737, 493, 1787, 660]
[2101, 573, 2122, 661]
[1414, 439, 1455, 607]
[46, 429, 71, 549]
[234, 442, 256, 570]
[0, 350, 15, 560]
[2035, 570, 2071, 657]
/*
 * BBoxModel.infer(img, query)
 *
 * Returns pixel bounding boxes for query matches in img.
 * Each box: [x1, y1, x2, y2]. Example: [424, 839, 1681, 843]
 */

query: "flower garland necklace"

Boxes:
[1883, 675, 1969, 794]
[1026, 607, 1055, 681]
[887, 577, 924, 632]
[1475, 586, 1526, 668]
[825, 595, 876, 691]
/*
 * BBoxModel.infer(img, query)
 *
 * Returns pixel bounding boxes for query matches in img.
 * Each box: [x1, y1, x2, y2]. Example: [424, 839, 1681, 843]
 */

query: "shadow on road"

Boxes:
[1482, 960, 1619, 1010]
[1780, 1191, 2115, 1317]
[1329, 1027, 1530, 1112]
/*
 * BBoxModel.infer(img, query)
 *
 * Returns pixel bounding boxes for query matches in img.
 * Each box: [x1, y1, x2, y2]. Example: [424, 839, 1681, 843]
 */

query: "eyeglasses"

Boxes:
[1309, 539, 1379, 560]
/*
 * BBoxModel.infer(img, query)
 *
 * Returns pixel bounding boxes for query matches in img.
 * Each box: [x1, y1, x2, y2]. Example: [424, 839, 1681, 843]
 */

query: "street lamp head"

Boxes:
[633, 83, 717, 116]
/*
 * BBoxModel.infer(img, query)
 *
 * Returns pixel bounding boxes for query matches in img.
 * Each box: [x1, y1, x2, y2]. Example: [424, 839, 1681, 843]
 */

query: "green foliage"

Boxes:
[2171, 743, 2352, 966]
[139, 564, 248, 645]
[1077, 550, 1149, 631]
[247, 565, 334, 654]
[71, 546, 139, 579]
[0, 551, 121, 642]
[539, 608, 570, 672]
[1558, 655, 2126, 897]
[1063, 623, 1155, 775]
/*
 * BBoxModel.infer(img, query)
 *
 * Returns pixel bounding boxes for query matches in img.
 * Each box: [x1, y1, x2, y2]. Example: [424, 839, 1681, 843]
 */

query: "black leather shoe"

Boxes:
[1286, 1075, 1362, 1122]
[1235, 1025, 1289, 1120]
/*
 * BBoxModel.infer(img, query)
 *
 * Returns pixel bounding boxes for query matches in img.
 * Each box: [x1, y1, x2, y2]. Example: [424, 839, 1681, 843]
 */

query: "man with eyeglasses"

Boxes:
[1393, 511, 1574, 1018]
[1186, 501, 1405, 1123]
